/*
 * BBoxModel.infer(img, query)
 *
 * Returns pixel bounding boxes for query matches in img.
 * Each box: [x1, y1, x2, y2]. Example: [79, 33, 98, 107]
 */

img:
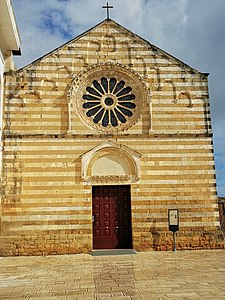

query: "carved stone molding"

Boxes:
[80, 141, 141, 184]
[177, 90, 193, 107]
[164, 78, 177, 102]
[91, 175, 131, 183]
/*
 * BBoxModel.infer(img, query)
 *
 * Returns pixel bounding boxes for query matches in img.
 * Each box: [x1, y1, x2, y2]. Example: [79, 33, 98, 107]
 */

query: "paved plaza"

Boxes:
[0, 250, 225, 299]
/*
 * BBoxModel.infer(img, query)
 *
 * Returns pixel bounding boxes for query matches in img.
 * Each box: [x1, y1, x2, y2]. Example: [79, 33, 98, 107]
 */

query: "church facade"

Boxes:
[0, 19, 224, 255]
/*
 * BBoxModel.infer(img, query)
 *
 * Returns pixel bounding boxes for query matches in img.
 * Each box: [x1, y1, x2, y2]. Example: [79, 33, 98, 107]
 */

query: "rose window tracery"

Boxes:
[70, 64, 148, 133]
[82, 77, 136, 127]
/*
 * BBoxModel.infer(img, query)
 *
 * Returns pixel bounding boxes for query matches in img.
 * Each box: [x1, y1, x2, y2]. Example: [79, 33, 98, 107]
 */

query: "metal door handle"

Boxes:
[115, 226, 119, 229]
[105, 226, 109, 229]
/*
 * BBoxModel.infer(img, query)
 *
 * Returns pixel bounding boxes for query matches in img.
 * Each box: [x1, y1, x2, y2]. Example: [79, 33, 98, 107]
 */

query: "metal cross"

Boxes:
[102, 3, 113, 19]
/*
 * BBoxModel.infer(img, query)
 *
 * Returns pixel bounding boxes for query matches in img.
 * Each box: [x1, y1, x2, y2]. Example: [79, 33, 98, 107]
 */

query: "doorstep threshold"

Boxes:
[90, 249, 137, 256]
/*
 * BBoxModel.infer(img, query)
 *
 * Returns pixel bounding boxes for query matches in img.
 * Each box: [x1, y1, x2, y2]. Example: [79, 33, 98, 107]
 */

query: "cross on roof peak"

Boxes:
[102, 3, 113, 20]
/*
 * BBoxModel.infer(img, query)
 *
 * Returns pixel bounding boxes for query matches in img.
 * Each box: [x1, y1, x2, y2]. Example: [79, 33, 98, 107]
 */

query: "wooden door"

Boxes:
[92, 185, 132, 249]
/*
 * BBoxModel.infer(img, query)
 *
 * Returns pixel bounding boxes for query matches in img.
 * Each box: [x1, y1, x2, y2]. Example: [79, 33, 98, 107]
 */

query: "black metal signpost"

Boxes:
[168, 209, 179, 251]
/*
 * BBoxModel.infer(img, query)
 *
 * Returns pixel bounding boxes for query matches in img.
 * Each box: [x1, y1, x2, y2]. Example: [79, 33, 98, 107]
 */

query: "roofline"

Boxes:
[0, 0, 21, 52]
[12, 48, 21, 56]
[16, 18, 207, 75]
[16, 19, 108, 72]
[106, 20, 207, 76]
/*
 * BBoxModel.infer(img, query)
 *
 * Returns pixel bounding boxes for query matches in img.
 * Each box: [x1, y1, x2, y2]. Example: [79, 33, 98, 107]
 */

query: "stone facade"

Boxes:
[0, 19, 224, 256]
[218, 197, 225, 234]
[0, 0, 21, 185]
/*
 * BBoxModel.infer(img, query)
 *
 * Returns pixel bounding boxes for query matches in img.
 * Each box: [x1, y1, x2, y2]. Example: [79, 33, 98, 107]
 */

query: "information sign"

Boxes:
[168, 209, 179, 232]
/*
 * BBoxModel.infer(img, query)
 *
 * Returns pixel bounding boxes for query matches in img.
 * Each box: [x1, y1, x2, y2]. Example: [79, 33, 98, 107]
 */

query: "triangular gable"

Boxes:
[16, 19, 205, 75]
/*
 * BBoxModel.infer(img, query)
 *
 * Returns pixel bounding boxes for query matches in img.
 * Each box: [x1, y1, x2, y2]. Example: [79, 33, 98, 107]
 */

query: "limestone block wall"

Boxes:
[0, 19, 223, 255]
[0, 136, 223, 255]
[3, 20, 211, 137]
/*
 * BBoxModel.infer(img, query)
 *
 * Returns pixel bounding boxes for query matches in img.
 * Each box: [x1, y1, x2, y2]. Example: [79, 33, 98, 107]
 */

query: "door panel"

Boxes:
[92, 185, 132, 249]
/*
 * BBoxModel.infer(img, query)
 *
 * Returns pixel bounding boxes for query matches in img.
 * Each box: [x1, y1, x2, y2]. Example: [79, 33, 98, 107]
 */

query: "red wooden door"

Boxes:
[92, 185, 132, 249]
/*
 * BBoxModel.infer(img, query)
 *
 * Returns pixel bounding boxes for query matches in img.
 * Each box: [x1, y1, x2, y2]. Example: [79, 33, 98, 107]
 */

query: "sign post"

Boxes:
[168, 209, 179, 251]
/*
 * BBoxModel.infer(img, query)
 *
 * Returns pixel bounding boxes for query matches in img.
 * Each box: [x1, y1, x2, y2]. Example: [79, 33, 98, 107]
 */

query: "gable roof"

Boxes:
[16, 18, 207, 76]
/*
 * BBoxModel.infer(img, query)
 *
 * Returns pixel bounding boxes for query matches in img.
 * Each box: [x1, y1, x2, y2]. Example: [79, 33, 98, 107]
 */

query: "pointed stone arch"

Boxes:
[152, 67, 161, 90]
[80, 141, 141, 184]
[23, 90, 41, 104]
[177, 90, 193, 107]
[164, 78, 177, 102]
[41, 78, 58, 99]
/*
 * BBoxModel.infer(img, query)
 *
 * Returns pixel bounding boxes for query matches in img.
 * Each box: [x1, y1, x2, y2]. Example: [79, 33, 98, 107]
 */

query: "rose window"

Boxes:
[70, 63, 148, 133]
[82, 77, 136, 127]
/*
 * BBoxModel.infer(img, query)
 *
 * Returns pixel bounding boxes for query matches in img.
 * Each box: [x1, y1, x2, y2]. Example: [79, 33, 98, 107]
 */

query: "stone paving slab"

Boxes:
[0, 250, 224, 299]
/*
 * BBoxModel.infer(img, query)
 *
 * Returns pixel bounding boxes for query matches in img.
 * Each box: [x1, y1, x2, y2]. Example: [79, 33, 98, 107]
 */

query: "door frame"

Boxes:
[92, 185, 133, 250]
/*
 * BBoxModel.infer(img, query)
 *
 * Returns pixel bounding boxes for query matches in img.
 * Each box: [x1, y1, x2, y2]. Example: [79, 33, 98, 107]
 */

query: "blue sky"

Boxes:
[12, 0, 225, 196]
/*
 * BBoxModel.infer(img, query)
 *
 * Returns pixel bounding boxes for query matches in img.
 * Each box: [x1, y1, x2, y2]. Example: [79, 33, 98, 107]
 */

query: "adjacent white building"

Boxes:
[0, 0, 21, 168]
[0, 0, 20, 71]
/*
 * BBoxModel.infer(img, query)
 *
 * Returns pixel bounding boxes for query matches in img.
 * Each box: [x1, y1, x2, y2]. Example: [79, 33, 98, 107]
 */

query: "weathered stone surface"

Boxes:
[1, 19, 223, 256]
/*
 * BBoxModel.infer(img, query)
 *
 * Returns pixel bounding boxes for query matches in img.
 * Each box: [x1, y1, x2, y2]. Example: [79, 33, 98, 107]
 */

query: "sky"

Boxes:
[12, 0, 225, 197]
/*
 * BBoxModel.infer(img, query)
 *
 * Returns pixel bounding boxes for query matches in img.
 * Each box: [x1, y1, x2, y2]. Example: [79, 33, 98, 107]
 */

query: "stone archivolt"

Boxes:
[80, 141, 141, 183]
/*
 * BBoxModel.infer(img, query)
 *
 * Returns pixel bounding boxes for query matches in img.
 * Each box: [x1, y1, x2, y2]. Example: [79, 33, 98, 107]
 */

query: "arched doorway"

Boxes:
[80, 141, 141, 250]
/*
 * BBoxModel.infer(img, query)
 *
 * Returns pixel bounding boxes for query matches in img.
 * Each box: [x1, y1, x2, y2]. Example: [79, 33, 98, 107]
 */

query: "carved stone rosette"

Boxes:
[69, 63, 148, 133]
